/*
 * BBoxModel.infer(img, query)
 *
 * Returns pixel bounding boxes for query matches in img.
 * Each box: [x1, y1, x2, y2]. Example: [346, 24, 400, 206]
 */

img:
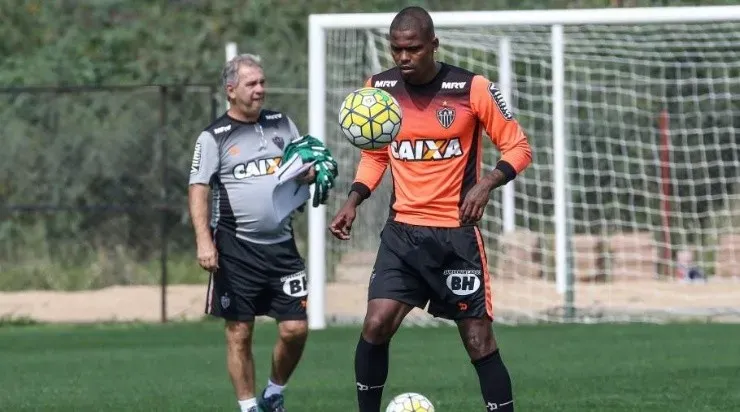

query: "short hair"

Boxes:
[389, 6, 435, 40]
[222, 53, 262, 90]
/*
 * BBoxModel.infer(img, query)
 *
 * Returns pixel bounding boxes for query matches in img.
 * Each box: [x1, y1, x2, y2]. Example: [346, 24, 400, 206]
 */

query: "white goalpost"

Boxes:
[224, 42, 238, 111]
[307, 6, 740, 330]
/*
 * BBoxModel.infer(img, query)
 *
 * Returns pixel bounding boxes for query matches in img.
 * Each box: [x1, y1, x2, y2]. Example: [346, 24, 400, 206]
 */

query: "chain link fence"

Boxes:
[0, 85, 309, 322]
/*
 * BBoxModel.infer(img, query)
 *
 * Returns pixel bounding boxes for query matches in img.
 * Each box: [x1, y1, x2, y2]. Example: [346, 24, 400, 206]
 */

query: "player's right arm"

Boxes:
[348, 76, 390, 206]
[187, 131, 220, 271]
[349, 148, 390, 206]
[330, 145, 390, 240]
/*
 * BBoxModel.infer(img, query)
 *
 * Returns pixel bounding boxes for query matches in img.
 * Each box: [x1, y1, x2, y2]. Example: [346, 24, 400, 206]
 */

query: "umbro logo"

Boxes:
[488, 83, 513, 120]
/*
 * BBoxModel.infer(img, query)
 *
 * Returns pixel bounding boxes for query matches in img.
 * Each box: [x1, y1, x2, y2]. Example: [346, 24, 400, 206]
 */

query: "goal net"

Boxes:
[307, 7, 740, 328]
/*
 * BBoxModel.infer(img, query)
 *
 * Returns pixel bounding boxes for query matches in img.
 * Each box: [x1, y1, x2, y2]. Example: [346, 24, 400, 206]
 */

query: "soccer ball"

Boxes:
[385, 392, 435, 412]
[338, 87, 402, 150]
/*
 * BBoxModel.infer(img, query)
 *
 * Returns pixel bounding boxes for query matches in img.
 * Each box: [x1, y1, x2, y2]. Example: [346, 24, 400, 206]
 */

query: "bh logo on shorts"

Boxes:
[281, 270, 308, 297]
[444, 270, 481, 296]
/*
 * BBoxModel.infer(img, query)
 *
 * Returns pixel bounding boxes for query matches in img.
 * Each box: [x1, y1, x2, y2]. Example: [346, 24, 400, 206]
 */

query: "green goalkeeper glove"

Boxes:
[283, 135, 324, 161]
[283, 135, 339, 207]
[311, 158, 338, 207]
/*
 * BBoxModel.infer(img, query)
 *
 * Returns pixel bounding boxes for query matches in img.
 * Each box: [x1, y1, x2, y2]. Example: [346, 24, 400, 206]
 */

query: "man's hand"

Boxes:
[329, 193, 362, 240]
[196, 239, 219, 272]
[296, 166, 316, 185]
[329, 205, 356, 240]
[189, 184, 218, 271]
[459, 171, 503, 224]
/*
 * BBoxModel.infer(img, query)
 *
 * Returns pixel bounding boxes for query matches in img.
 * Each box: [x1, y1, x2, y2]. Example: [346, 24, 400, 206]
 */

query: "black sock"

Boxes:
[355, 336, 389, 412]
[472, 349, 514, 411]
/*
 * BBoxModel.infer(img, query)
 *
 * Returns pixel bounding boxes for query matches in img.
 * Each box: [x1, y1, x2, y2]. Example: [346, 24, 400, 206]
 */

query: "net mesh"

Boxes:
[320, 22, 740, 323]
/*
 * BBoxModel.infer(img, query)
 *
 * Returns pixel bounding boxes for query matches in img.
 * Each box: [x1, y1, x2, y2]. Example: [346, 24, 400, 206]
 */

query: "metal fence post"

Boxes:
[160, 85, 169, 323]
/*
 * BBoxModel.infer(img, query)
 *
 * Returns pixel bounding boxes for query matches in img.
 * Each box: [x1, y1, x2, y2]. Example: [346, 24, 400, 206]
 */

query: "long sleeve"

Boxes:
[350, 147, 389, 200]
[470, 75, 532, 182]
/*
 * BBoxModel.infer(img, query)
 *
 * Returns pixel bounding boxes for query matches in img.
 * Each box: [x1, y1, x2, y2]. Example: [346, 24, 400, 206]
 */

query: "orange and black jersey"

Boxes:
[351, 63, 532, 228]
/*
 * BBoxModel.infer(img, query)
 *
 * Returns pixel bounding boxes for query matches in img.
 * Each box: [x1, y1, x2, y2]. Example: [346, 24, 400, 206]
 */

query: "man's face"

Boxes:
[227, 64, 265, 117]
[390, 29, 438, 82]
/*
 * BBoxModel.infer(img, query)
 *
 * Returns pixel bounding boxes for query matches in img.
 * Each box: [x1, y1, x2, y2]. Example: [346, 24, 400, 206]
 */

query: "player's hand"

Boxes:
[329, 203, 356, 240]
[196, 239, 219, 272]
[296, 166, 316, 185]
[459, 180, 494, 224]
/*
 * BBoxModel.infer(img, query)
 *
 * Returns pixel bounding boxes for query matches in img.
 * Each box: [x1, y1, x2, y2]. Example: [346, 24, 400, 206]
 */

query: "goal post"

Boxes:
[307, 6, 740, 330]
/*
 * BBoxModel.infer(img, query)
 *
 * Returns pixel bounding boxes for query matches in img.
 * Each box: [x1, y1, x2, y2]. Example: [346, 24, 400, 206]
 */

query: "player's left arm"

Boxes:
[470, 74, 532, 190]
[459, 75, 533, 223]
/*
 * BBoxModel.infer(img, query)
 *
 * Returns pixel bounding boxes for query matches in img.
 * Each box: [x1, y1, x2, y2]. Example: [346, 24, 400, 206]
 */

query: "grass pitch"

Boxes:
[0, 320, 737, 411]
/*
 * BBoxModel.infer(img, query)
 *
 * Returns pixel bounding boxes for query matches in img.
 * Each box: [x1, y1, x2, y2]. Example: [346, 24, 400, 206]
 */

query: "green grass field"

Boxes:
[0, 320, 738, 411]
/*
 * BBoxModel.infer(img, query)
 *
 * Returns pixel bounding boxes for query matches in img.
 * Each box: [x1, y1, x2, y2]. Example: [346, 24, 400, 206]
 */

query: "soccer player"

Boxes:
[188, 54, 314, 412]
[328, 6, 532, 412]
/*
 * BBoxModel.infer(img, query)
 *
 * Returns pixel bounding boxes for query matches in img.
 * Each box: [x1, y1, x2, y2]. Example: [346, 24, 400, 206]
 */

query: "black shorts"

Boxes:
[205, 230, 308, 322]
[368, 221, 493, 321]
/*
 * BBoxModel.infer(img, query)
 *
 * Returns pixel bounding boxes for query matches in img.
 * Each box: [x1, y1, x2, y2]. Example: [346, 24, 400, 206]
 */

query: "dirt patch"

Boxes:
[1, 277, 738, 324]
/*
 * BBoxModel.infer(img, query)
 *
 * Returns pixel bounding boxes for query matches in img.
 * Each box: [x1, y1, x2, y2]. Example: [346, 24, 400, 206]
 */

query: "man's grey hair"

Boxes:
[222, 53, 263, 90]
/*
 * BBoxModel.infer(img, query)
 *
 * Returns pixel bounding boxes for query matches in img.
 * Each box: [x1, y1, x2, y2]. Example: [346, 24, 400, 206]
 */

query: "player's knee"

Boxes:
[459, 320, 497, 360]
[361, 299, 410, 343]
[362, 313, 396, 343]
[463, 334, 492, 359]
[225, 320, 253, 348]
[278, 320, 308, 344]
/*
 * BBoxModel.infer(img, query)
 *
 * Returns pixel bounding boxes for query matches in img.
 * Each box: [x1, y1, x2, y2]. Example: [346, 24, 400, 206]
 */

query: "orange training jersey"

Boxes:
[350, 63, 532, 228]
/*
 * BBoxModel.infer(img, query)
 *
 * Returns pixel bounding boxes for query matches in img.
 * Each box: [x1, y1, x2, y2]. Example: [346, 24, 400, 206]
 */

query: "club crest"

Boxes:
[488, 82, 513, 120]
[436, 103, 455, 129]
[272, 135, 285, 149]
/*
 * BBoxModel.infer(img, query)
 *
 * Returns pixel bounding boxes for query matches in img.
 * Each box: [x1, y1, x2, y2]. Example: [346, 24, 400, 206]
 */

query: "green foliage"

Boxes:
[0, 0, 736, 289]
[2, 0, 730, 87]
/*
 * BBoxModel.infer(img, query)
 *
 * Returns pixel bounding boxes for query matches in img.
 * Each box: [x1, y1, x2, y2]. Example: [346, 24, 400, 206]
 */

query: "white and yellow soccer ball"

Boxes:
[385, 392, 435, 412]
[338, 87, 402, 150]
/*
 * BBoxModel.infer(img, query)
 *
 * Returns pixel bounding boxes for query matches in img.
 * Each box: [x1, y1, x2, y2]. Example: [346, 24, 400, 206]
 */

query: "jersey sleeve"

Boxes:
[188, 131, 220, 185]
[286, 116, 302, 142]
[350, 76, 391, 200]
[470, 75, 532, 182]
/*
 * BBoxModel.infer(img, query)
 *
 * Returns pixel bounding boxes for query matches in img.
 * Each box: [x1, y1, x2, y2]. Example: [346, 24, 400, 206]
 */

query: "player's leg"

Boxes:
[208, 286, 257, 412]
[225, 320, 258, 411]
[260, 238, 310, 411]
[458, 317, 513, 411]
[425, 226, 514, 411]
[356, 222, 428, 412]
[270, 319, 308, 385]
[355, 298, 414, 412]
[205, 230, 268, 412]
[259, 318, 308, 412]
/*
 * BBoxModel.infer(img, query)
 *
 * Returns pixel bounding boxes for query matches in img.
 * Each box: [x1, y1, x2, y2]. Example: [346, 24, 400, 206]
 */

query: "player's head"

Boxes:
[389, 6, 439, 83]
[222, 53, 265, 120]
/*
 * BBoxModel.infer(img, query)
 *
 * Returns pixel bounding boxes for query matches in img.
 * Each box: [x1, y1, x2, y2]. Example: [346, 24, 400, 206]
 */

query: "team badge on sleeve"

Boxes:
[488, 82, 514, 121]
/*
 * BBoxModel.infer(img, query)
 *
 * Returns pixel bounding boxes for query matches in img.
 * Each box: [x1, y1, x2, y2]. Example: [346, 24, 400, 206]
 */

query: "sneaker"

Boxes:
[257, 389, 286, 412]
